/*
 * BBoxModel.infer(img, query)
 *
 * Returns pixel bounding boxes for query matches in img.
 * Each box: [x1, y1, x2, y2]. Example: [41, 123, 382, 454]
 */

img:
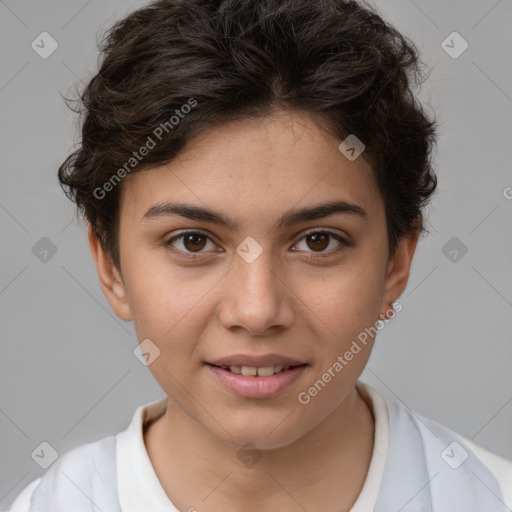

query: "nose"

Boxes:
[218, 250, 294, 336]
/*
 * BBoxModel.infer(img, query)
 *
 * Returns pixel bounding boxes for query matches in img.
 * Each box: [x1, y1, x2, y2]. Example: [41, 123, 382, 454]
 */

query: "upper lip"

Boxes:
[207, 354, 306, 367]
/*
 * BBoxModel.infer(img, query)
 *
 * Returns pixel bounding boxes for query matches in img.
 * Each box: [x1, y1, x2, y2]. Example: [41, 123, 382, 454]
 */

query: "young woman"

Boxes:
[8, 0, 511, 510]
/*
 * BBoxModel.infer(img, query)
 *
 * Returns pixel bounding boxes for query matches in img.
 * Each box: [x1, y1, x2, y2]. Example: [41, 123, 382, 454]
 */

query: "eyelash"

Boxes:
[164, 229, 352, 261]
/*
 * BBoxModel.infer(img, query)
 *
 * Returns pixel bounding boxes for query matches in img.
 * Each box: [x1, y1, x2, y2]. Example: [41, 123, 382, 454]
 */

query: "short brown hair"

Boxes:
[58, 0, 438, 270]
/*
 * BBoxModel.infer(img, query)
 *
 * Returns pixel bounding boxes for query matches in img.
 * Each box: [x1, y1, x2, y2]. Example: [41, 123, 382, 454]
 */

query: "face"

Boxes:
[90, 109, 418, 449]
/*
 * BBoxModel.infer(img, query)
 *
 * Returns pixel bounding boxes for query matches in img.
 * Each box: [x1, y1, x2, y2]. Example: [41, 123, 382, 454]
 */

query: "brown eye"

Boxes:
[182, 233, 207, 252]
[293, 230, 350, 257]
[306, 232, 329, 251]
[166, 231, 217, 257]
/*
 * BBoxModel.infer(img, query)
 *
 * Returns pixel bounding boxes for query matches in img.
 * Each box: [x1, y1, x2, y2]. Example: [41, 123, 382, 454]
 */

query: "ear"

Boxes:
[380, 227, 420, 317]
[87, 224, 132, 321]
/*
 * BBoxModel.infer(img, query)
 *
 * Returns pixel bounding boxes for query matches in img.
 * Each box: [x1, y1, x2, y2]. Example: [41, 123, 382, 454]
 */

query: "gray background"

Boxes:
[1, 0, 511, 508]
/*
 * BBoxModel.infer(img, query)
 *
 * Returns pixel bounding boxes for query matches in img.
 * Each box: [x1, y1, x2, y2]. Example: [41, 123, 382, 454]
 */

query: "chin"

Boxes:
[216, 416, 307, 452]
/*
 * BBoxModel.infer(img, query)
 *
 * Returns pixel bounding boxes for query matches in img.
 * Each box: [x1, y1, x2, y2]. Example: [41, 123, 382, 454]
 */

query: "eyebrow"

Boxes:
[142, 200, 367, 230]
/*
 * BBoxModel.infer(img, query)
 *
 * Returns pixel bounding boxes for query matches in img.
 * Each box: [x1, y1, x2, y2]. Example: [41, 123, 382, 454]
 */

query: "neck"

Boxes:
[144, 385, 375, 512]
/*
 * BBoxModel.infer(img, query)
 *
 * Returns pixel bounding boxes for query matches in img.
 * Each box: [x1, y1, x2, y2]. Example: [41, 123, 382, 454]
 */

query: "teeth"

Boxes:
[228, 365, 293, 376]
[256, 366, 275, 377]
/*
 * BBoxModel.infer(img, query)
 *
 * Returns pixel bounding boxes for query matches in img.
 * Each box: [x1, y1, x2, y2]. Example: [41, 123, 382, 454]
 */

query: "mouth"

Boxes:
[206, 363, 306, 377]
[205, 362, 308, 398]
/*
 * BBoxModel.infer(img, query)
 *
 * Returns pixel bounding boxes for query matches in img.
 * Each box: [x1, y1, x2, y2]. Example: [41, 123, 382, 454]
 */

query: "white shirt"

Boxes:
[6, 381, 512, 511]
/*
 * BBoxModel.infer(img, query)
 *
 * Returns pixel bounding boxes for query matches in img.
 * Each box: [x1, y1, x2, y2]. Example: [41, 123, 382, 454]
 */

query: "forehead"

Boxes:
[119, 110, 383, 227]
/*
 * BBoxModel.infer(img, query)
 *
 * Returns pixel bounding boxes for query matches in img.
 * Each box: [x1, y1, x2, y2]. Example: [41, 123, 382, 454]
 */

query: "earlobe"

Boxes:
[380, 228, 420, 316]
[87, 224, 132, 322]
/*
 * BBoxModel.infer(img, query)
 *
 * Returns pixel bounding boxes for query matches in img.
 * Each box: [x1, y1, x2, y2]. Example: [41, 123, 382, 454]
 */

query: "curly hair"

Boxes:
[58, 0, 438, 270]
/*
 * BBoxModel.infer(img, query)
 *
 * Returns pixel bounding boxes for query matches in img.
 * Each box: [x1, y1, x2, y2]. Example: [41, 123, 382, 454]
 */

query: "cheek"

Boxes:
[122, 247, 224, 388]
[296, 259, 384, 337]
[289, 256, 385, 402]
[122, 245, 206, 337]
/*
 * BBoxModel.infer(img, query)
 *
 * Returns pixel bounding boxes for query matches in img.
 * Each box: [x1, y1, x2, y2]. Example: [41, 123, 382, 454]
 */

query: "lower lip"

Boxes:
[206, 364, 307, 398]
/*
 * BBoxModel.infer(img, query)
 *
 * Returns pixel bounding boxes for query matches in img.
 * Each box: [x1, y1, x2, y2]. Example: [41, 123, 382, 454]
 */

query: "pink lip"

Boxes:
[206, 364, 307, 398]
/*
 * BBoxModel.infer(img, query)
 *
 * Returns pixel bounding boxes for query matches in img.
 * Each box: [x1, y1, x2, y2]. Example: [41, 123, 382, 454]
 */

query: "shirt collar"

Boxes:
[116, 395, 179, 512]
[350, 380, 390, 511]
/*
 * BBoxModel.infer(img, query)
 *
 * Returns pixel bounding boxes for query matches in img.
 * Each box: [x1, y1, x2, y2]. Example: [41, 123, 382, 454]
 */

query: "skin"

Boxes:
[89, 109, 419, 512]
